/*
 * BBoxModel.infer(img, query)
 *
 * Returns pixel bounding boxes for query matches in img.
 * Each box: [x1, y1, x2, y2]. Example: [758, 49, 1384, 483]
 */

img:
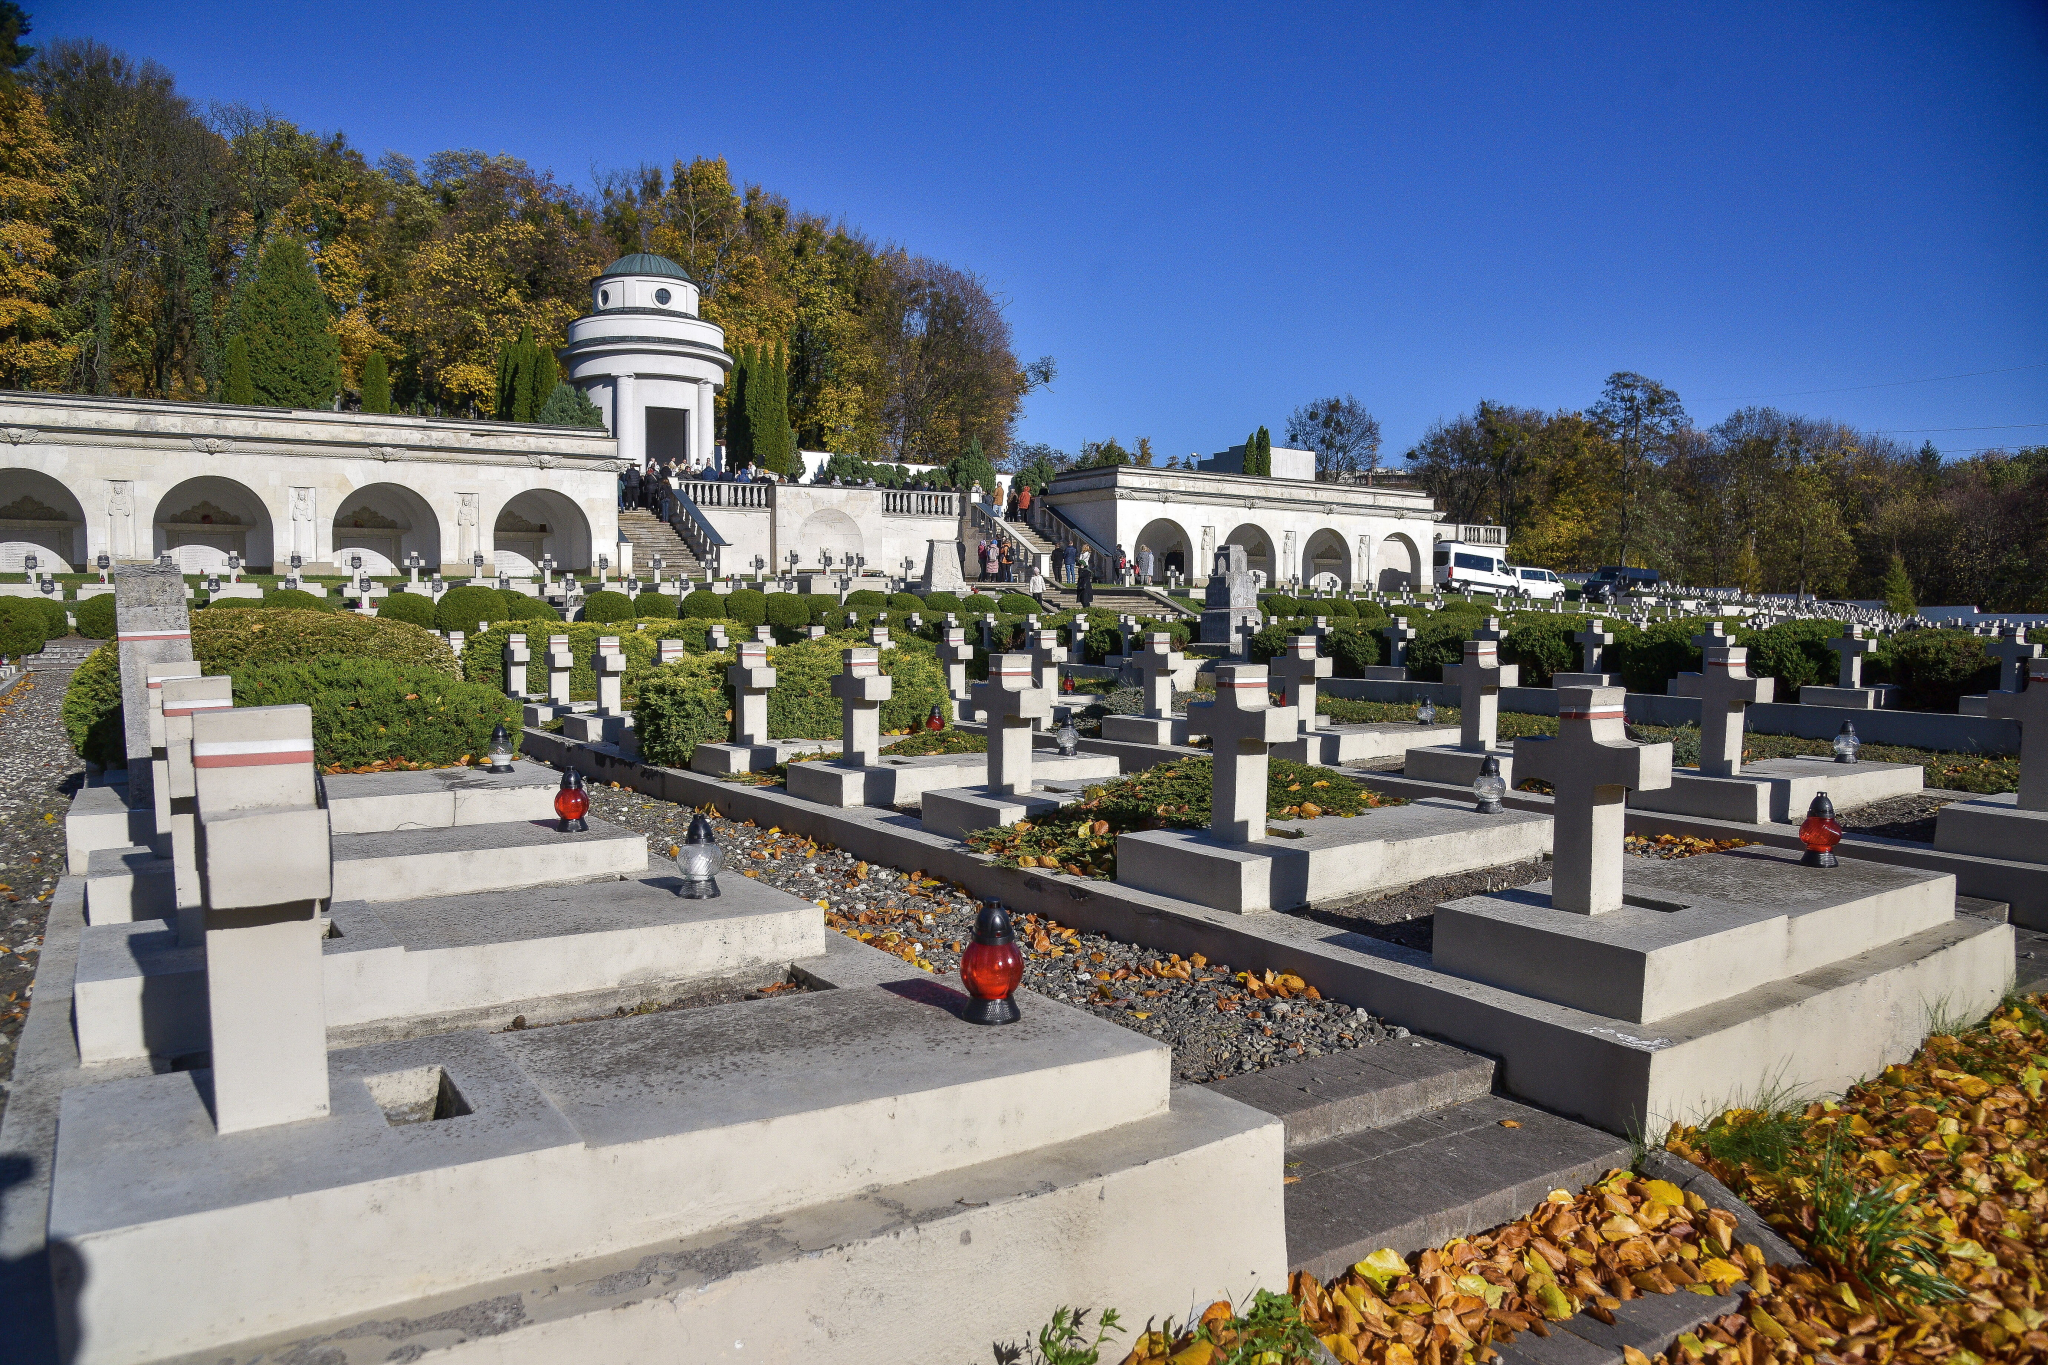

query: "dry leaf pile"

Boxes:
[1625, 833, 1757, 860]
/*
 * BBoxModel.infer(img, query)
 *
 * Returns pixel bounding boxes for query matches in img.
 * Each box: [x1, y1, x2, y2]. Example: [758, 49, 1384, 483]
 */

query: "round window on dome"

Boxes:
[655, 288, 672, 306]
[599, 289, 610, 306]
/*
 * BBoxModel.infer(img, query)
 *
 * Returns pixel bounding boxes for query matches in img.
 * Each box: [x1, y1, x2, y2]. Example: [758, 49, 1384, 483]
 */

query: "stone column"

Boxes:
[115, 563, 193, 810]
[161, 675, 234, 947]
[1512, 687, 1672, 915]
[1192, 665, 1297, 845]
[831, 648, 892, 768]
[504, 634, 530, 699]
[547, 635, 573, 706]
[191, 703, 332, 1134]
[1267, 636, 1331, 736]
[973, 653, 1051, 796]
[728, 643, 775, 746]
[595, 637, 625, 715]
[615, 374, 643, 471]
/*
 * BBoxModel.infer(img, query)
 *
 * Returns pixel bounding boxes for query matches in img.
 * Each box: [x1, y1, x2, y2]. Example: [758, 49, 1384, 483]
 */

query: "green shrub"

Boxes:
[1502, 616, 1579, 687]
[1405, 616, 1475, 680]
[765, 592, 809, 629]
[888, 592, 922, 611]
[203, 598, 265, 610]
[1887, 629, 1996, 712]
[683, 589, 725, 619]
[231, 658, 519, 771]
[463, 619, 745, 701]
[73, 592, 115, 639]
[1325, 597, 1358, 618]
[0, 597, 49, 658]
[632, 591, 678, 620]
[1736, 619, 1852, 694]
[435, 585, 509, 636]
[920, 591, 963, 615]
[503, 593, 559, 622]
[579, 589, 635, 623]
[1327, 622, 1382, 674]
[724, 589, 768, 627]
[193, 609, 457, 678]
[21, 595, 69, 637]
[374, 590, 438, 627]
[634, 637, 953, 767]
[1610, 619, 1711, 694]
[265, 587, 333, 614]
[1261, 593, 1302, 618]
[846, 589, 887, 609]
[803, 593, 841, 626]
[62, 642, 124, 764]
[997, 592, 1038, 615]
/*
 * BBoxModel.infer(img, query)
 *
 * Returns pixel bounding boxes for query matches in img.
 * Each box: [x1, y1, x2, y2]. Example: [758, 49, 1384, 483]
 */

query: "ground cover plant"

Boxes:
[230, 659, 520, 772]
[966, 757, 1401, 880]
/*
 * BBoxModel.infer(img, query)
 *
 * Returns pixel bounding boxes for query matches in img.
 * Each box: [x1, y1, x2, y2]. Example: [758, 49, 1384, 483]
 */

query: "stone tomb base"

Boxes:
[49, 984, 1283, 1365]
[1100, 714, 1191, 746]
[561, 711, 633, 745]
[1935, 793, 2048, 866]
[1277, 723, 1460, 767]
[1116, 798, 1552, 914]
[1630, 757, 1923, 825]
[521, 700, 596, 727]
[920, 782, 1094, 842]
[1404, 744, 1516, 789]
[787, 750, 1119, 810]
[1797, 684, 1900, 709]
[690, 737, 843, 776]
[1414, 847, 2009, 1129]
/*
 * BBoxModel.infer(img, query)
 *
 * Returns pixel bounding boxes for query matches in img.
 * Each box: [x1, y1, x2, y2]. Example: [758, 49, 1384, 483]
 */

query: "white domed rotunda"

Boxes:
[560, 253, 732, 472]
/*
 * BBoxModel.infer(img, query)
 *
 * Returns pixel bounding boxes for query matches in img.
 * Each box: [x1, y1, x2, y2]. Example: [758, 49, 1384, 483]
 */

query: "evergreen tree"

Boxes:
[495, 326, 554, 421]
[183, 207, 218, 397]
[241, 235, 339, 409]
[360, 352, 392, 414]
[1241, 426, 1272, 476]
[947, 437, 997, 494]
[1882, 553, 1916, 615]
[537, 381, 606, 429]
[525, 340, 557, 423]
[754, 344, 799, 476]
[221, 334, 254, 404]
[725, 344, 755, 468]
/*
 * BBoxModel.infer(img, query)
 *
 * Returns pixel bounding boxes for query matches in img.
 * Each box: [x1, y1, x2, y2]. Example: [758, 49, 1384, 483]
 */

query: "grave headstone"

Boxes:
[728, 643, 776, 747]
[145, 661, 203, 848]
[1554, 617, 1618, 687]
[939, 628, 975, 710]
[547, 634, 573, 706]
[1674, 634, 1773, 778]
[595, 637, 626, 716]
[115, 564, 193, 810]
[974, 653, 1052, 796]
[1512, 686, 1672, 915]
[828, 648, 892, 770]
[1990, 628, 2041, 694]
[1199, 544, 1261, 649]
[503, 634, 531, 699]
[1266, 636, 1332, 736]
[1192, 664, 1297, 844]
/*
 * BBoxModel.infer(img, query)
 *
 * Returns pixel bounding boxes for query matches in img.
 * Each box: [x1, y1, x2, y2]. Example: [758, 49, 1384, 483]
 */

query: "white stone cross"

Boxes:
[869, 625, 891, 648]
[503, 634, 530, 699]
[755, 625, 774, 644]
[546, 634, 573, 706]
[728, 642, 776, 746]
[145, 660, 203, 844]
[1443, 639, 1506, 751]
[191, 703, 332, 1134]
[806, 624, 826, 640]
[973, 653, 1052, 796]
[161, 674, 234, 947]
[1672, 643, 1774, 777]
[1512, 686, 1672, 915]
[1382, 616, 1416, 667]
[1193, 664, 1297, 844]
[1575, 618, 1614, 674]
[1134, 632, 1185, 719]
[708, 625, 730, 651]
[1829, 625, 1877, 688]
[1473, 616, 1505, 643]
[657, 638, 686, 667]
[1267, 636, 1332, 736]
[1987, 659, 2048, 810]
[939, 628, 974, 705]
[1027, 629, 1067, 697]
[832, 648, 893, 768]
[1990, 628, 2041, 694]
[595, 637, 627, 716]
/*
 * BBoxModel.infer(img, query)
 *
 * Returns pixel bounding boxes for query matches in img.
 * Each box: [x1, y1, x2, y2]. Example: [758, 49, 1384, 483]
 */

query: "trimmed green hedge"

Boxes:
[631, 591, 679, 620]
[1327, 622, 1382, 674]
[724, 590, 767, 627]
[682, 589, 724, 618]
[766, 592, 809, 629]
[74, 592, 115, 638]
[921, 591, 964, 615]
[889, 593, 922, 611]
[267, 587, 336, 613]
[580, 590, 635, 623]
[375, 590, 438, 627]
[194, 609, 457, 677]
[0, 597, 50, 658]
[435, 585, 509, 636]
[996, 592, 1038, 615]
[504, 593, 558, 622]
[1887, 629, 1995, 712]
[231, 658, 520, 771]
[62, 642, 123, 763]
[1734, 619, 1856, 694]
[846, 589, 887, 609]
[634, 636, 952, 767]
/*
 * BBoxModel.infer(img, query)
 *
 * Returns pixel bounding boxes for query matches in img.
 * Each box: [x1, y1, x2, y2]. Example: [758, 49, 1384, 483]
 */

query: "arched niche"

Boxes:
[332, 483, 441, 576]
[1303, 528, 1350, 592]
[1224, 523, 1275, 587]
[1133, 517, 1192, 582]
[0, 468, 87, 571]
[795, 507, 865, 572]
[152, 476, 275, 572]
[1377, 532, 1421, 590]
[492, 490, 591, 573]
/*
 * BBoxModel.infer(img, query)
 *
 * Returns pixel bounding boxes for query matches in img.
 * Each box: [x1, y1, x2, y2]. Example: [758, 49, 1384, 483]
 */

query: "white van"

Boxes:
[1431, 544, 1518, 596]
[1509, 565, 1566, 601]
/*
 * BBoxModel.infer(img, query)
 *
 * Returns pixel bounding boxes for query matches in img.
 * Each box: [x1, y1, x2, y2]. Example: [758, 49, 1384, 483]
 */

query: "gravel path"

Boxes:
[1836, 790, 1959, 842]
[580, 779, 1409, 1085]
[0, 645, 88, 1125]
[1300, 857, 1550, 954]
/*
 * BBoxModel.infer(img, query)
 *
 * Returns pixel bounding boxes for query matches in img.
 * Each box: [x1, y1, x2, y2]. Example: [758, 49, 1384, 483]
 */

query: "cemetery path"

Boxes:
[580, 777, 1409, 1085]
[0, 647, 84, 1129]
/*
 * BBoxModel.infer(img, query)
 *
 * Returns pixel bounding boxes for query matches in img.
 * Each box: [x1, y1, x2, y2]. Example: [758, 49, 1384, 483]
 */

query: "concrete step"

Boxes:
[1206, 1037, 1496, 1150]
[321, 759, 562, 835]
[330, 815, 647, 902]
[1492, 1278, 1746, 1365]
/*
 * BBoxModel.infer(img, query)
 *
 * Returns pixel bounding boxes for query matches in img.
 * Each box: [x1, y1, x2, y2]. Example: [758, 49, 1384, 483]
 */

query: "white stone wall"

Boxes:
[0, 392, 622, 573]
[684, 480, 965, 579]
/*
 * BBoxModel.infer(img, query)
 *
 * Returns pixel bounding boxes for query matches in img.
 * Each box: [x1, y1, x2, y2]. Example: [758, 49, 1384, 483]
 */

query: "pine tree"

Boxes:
[360, 352, 391, 414]
[1257, 426, 1272, 475]
[725, 345, 755, 468]
[1882, 554, 1916, 615]
[538, 381, 606, 429]
[241, 235, 339, 409]
[496, 326, 553, 421]
[524, 340, 557, 423]
[221, 334, 254, 404]
[754, 344, 799, 475]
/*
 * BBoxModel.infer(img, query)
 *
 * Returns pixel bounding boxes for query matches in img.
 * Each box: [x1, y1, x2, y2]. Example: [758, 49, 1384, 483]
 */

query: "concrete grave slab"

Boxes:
[81, 844, 172, 925]
[1278, 722, 1460, 766]
[1937, 792, 2048, 866]
[322, 759, 563, 834]
[330, 815, 647, 902]
[1633, 755, 1923, 824]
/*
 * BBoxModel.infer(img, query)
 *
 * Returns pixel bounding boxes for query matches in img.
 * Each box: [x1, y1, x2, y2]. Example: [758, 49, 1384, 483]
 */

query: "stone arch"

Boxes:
[1224, 522, 1274, 589]
[1302, 528, 1350, 592]
[1133, 516, 1193, 582]
[0, 468, 87, 572]
[332, 483, 440, 576]
[795, 506, 865, 572]
[492, 489, 591, 574]
[1376, 531, 1420, 590]
[152, 476, 275, 572]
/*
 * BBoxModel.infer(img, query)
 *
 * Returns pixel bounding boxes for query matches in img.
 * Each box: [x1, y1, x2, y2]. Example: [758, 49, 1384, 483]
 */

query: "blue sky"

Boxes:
[38, 0, 2048, 462]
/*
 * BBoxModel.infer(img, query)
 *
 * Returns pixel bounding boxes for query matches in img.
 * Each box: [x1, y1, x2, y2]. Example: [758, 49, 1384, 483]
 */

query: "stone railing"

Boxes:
[679, 479, 771, 510]
[881, 489, 959, 518]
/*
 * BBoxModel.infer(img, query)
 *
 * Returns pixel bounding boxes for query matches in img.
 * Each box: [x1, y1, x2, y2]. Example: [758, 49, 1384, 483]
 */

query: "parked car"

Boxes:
[1431, 544, 1519, 596]
[1580, 565, 1660, 605]
[1509, 565, 1567, 601]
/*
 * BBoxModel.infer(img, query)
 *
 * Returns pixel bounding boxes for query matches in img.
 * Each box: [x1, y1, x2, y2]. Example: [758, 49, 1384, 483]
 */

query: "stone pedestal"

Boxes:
[1936, 794, 2048, 865]
[1797, 684, 1900, 709]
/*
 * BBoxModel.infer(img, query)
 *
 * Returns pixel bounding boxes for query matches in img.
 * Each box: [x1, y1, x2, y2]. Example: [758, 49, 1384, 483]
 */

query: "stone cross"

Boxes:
[1308, 616, 1332, 641]
[979, 614, 995, 650]
[546, 634, 573, 706]
[1443, 639, 1506, 752]
[831, 648, 893, 768]
[1193, 665, 1297, 844]
[869, 625, 891, 648]
[595, 636, 626, 715]
[1473, 616, 1505, 643]
[906, 613, 923, 633]
[1990, 628, 2040, 694]
[114, 563, 193, 808]
[657, 638, 686, 667]
[939, 628, 975, 705]
[1829, 625, 1877, 688]
[1691, 622, 1728, 654]
[973, 653, 1052, 796]
[1117, 615, 1138, 660]
[146, 661, 203, 844]
[1672, 644, 1774, 777]
[191, 703, 332, 1134]
[728, 642, 776, 746]
[1382, 616, 1415, 667]
[503, 634, 530, 698]
[1027, 629, 1067, 697]
[708, 625, 730, 651]
[806, 624, 826, 641]
[1134, 633, 1185, 719]
[754, 625, 774, 645]
[1267, 636, 1332, 736]
[446, 630, 465, 659]
[1987, 660, 2048, 810]
[161, 674, 234, 946]
[1575, 618, 1614, 675]
[1512, 686, 1673, 915]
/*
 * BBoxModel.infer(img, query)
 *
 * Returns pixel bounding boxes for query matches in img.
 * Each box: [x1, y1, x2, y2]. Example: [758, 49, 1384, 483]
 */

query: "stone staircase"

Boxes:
[1038, 581, 1199, 620]
[618, 508, 703, 578]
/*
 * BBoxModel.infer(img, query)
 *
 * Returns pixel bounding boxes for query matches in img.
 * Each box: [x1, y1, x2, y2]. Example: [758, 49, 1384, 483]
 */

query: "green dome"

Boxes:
[595, 252, 693, 283]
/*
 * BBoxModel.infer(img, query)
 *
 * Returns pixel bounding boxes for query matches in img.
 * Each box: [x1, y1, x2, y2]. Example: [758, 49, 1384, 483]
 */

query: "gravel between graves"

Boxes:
[1832, 789, 1958, 842]
[1298, 856, 1550, 954]
[579, 778, 1411, 1085]
[0, 646, 89, 1128]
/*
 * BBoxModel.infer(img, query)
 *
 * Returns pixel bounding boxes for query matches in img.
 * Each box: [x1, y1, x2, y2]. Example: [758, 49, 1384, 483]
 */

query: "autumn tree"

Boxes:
[0, 85, 72, 385]
[1589, 372, 1687, 569]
